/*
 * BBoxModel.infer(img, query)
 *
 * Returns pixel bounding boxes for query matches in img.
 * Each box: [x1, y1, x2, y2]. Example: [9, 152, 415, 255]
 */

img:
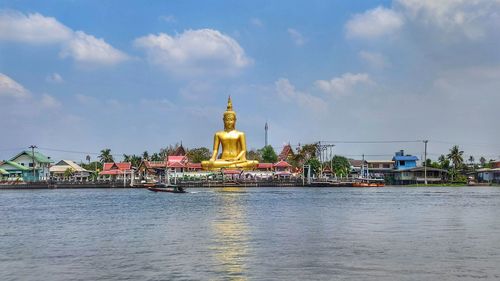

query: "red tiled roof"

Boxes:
[257, 163, 273, 169]
[103, 162, 132, 171]
[274, 160, 291, 168]
[100, 170, 126, 175]
[167, 161, 185, 168]
[167, 156, 187, 163]
[278, 144, 293, 161]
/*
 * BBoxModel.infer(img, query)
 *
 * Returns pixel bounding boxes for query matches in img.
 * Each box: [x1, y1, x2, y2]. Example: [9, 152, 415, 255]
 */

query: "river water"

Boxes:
[1, 187, 500, 280]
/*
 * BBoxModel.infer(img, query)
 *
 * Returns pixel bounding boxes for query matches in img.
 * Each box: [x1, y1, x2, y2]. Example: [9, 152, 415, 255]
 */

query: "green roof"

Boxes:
[10, 150, 54, 163]
[0, 168, 9, 175]
[0, 160, 30, 171]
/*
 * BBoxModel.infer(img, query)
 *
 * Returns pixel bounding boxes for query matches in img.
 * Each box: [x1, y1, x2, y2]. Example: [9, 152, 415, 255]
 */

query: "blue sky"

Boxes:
[1, 0, 499, 162]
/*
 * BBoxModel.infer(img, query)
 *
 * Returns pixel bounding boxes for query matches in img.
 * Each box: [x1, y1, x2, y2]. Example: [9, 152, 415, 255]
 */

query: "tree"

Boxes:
[86, 155, 91, 164]
[305, 158, 321, 176]
[123, 154, 131, 162]
[150, 153, 162, 161]
[447, 145, 464, 182]
[247, 149, 262, 162]
[330, 155, 350, 177]
[130, 155, 142, 167]
[468, 155, 475, 165]
[438, 154, 450, 169]
[479, 156, 486, 167]
[64, 167, 75, 179]
[289, 143, 318, 168]
[260, 145, 278, 163]
[186, 147, 211, 163]
[142, 151, 149, 161]
[99, 148, 114, 163]
[447, 145, 464, 169]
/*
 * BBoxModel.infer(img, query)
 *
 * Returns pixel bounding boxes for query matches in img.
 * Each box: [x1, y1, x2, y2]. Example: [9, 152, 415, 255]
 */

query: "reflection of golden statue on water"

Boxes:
[201, 96, 258, 170]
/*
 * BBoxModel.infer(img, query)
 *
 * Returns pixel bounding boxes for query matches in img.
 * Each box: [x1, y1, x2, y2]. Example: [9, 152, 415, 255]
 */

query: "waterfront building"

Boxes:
[136, 160, 167, 182]
[49, 160, 90, 181]
[0, 161, 30, 181]
[167, 155, 188, 173]
[349, 159, 367, 177]
[0, 150, 53, 181]
[391, 167, 448, 185]
[474, 161, 500, 183]
[392, 150, 418, 170]
[99, 162, 133, 181]
[257, 163, 273, 172]
[367, 160, 395, 178]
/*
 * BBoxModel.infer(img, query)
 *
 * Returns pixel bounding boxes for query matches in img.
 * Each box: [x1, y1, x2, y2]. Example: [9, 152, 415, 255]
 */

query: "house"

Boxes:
[99, 162, 133, 181]
[392, 150, 418, 170]
[273, 160, 292, 178]
[136, 160, 167, 182]
[167, 155, 188, 173]
[366, 160, 395, 178]
[49, 160, 90, 181]
[0, 161, 31, 181]
[349, 159, 367, 177]
[475, 161, 500, 183]
[0, 150, 53, 181]
[256, 163, 273, 171]
[391, 167, 448, 185]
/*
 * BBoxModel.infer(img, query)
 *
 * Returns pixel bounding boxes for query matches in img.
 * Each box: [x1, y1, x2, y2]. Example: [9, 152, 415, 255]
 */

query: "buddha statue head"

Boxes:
[223, 96, 236, 131]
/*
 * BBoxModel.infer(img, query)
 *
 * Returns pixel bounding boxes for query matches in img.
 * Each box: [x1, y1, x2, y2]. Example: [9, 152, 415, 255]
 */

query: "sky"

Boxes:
[1, 0, 499, 163]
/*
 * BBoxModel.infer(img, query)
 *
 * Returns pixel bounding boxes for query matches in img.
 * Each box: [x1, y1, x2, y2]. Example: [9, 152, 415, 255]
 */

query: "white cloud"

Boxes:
[0, 10, 128, 65]
[0, 73, 31, 99]
[287, 28, 306, 46]
[46, 73, 64, 83]
[358, 51, 388, 69]
[315, 73, 373, 97]
[396, 0, 500, 40]
[275, 78, 327, 113]
[60, 31, 129, 65]
[0, 11, 72, 44]
[346, 6, 404, 39]
[250, 18, 264, 27]
[134, 29, 252, 76]
[40, 94, 61, 108]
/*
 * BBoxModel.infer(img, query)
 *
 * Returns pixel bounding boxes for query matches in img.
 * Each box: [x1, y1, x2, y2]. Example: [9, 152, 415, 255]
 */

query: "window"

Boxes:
[20, 163, 25, 166]
[399, 161, 405, 166]
[29, 163, 34, 167]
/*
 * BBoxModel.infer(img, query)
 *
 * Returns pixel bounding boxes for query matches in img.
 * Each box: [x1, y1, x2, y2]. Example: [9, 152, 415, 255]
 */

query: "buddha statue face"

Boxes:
[223, 113, 236, 131]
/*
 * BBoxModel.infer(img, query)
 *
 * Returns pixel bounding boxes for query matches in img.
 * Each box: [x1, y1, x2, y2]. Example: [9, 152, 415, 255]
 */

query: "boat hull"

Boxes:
[147, 187, 186, 193]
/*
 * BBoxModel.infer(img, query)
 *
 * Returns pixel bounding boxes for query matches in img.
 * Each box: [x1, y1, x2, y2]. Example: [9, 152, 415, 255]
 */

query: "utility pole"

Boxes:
[424, 140, 428, 185]
[264, 122, 268, 147]
[29, 145, 37, 181]
[316, 142, 335, 179]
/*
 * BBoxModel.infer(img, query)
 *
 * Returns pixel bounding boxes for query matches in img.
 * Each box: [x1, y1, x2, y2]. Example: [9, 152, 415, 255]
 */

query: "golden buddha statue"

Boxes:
[201, 96, 258, 170]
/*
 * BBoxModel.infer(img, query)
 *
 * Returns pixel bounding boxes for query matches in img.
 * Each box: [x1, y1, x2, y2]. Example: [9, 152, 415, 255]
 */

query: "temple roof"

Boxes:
[172, 145, 186, 156]
[278, 144, 293, 161]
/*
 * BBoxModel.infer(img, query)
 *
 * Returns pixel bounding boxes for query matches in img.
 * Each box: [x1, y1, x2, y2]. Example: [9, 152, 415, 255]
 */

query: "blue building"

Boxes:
[392, 150, 418, 170]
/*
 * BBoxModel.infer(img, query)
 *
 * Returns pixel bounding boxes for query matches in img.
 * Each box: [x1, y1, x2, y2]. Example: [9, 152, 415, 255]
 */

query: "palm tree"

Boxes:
[86, 155, 91, 164]
[468, 155, 475, 165]
[123, 154, 131, 162]
[447, 145, 464, 169]
[447, 145, 464, 182]
[142, 151, 149, 161]
[99, 148, 114, 163]
[479, 156, 486, 167]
